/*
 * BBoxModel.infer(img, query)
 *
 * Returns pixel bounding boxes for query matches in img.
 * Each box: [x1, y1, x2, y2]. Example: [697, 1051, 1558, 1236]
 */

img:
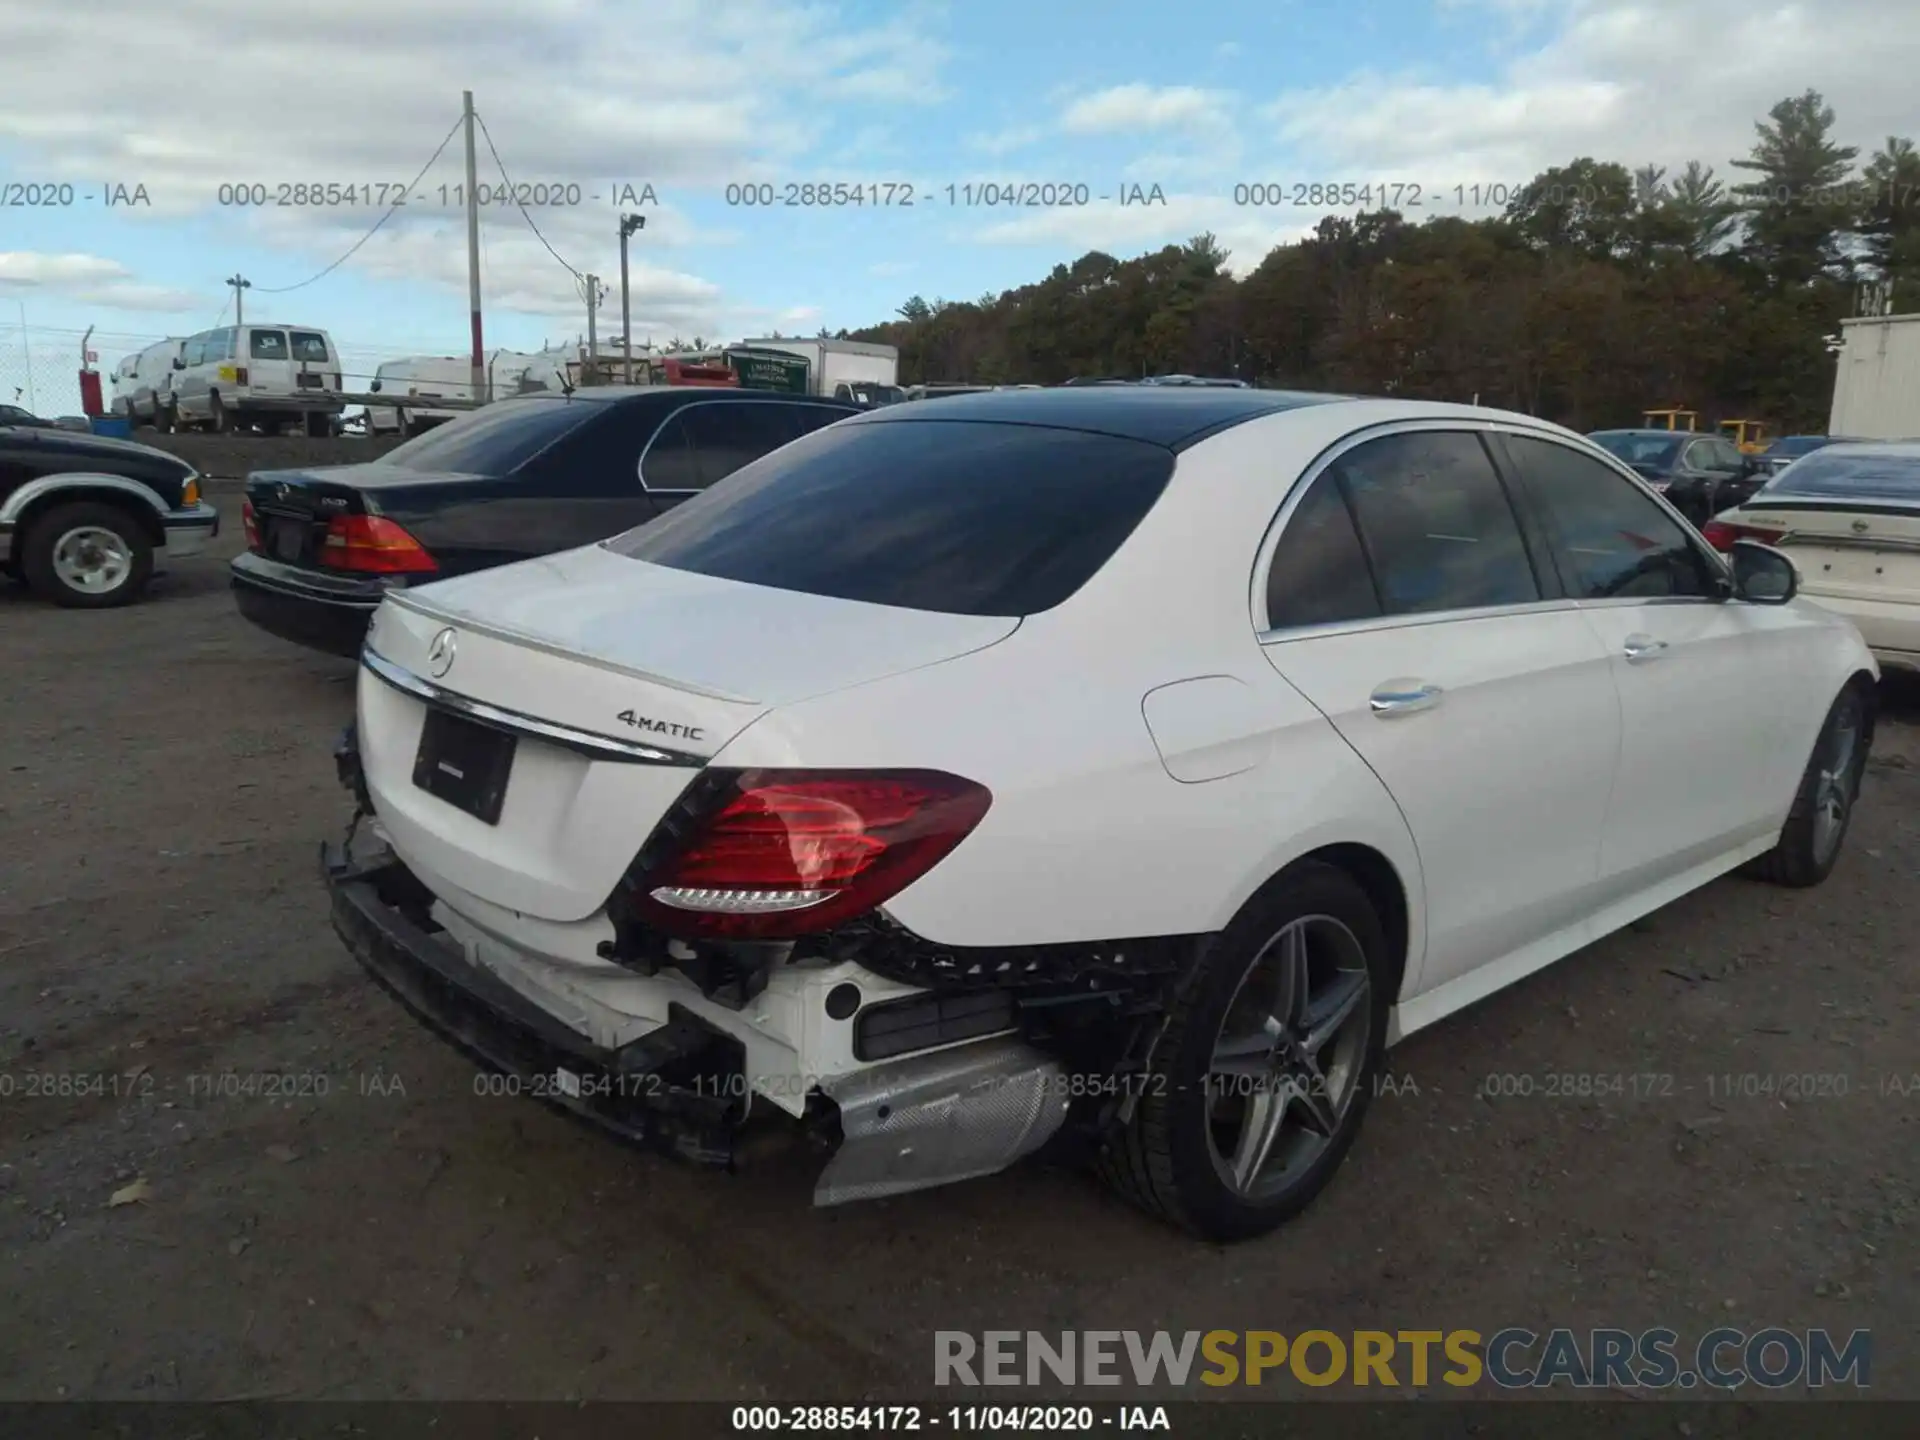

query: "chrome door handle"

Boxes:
[1369, 682, 1443, 716]
[1623, 634, 1669, 662]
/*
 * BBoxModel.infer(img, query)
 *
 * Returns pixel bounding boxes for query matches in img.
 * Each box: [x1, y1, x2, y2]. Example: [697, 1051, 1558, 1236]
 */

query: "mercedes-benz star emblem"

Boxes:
[427, 627, 457, 678]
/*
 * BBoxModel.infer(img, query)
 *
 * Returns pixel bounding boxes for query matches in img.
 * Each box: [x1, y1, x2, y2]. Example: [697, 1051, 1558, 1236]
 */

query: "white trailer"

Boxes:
[367, 351, 572, 435]
[737, 337, 900, 404]
[1829, 312, 1920, 440]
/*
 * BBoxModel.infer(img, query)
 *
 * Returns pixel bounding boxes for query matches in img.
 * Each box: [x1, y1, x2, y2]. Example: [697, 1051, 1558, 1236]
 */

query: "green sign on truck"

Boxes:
[726, 348, 811, 394]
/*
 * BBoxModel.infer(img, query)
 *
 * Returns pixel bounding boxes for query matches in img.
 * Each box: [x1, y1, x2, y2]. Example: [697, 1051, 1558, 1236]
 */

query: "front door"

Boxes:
[1494, 432, 1810, 896]
[1258, 428, 1622, 996]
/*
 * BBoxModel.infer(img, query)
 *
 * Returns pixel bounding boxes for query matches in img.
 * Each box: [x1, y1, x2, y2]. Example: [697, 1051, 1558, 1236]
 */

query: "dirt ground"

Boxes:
[1, 493, 1916, 1404]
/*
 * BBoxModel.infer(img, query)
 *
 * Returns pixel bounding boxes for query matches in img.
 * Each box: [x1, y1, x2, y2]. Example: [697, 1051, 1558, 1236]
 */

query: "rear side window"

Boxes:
[605, 419, 1176, 616]
[249, 330, 289, 360]
[680, 402, 805, 488]
[1336, 431, 1540, 615]
[1503, 436, 1715, 599]
[290, 331, 330, 362]
[381, 397, 597, 474]
[640, 412, 699, 490]
[1263, 474, 1382, 630]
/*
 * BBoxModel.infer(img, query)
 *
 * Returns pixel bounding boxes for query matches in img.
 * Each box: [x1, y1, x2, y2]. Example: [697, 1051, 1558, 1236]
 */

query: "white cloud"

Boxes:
[0, 0, 952, 325]
[1266, 0, 1920, 198]
[0, 251, 202, 311]
[966, 126, 1045, 157]
[1060, 85, 1235, 137]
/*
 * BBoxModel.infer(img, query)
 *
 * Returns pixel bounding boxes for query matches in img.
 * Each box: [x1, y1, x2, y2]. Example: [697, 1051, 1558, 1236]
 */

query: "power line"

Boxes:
[250, 114, 465, 295]
[472, 108, 585, 282]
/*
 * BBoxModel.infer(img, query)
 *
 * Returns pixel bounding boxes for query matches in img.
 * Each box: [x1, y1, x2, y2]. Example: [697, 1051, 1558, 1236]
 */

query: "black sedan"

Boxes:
[1587, 429, 1770, 526]
[230, 387, 859, 656]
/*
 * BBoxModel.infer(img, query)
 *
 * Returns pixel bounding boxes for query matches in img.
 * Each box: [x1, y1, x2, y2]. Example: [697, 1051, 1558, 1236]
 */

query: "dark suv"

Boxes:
[230, 387, 860, 656]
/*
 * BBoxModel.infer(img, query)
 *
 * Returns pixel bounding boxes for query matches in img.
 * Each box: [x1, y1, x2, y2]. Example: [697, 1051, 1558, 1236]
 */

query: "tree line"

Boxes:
[843, 91, 1920, 434]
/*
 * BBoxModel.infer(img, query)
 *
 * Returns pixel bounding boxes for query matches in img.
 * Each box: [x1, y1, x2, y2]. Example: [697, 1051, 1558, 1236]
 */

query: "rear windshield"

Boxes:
[1763, 436, 1830, 458]
[603, 419, 1176, 616]
[1591, 432, 1682, 467]
[1761, 450, 1920, 502]
[249, 330, 289, 359]
[289, 331, 331, 362]
[380, 396, 598, 474]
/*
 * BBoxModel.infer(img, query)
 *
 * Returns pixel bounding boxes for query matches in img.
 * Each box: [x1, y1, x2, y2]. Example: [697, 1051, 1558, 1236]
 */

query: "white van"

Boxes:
[110, 338, 187, 427]
[170, 323, 344, 435]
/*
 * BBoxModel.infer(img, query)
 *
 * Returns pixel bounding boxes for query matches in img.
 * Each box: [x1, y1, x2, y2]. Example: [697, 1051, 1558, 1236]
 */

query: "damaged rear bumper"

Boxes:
[322, 832, 1076, 1203]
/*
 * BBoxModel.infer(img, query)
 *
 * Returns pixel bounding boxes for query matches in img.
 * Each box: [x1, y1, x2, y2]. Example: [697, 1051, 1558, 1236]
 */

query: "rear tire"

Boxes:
[1098, 862, 1390, 1242]
[21, 501, 155, 609]
[1741, 683, 1872, 888]
[154, 402, 174, 435]
[210, 392, 231, 434]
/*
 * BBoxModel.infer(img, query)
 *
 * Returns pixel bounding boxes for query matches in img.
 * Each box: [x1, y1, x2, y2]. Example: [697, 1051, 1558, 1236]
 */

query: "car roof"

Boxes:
[539, 386, 859, 409]
[1591, 428, 1706, 438]
[0, 426, 183, 461]
[1808, 440, 1920, 460]
[845, 384, 1351, 449]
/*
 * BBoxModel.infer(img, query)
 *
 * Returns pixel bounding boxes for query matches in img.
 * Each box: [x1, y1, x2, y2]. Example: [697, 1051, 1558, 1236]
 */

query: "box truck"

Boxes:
[1829, 313, 1920, 441]
[736, 337, 901, 405]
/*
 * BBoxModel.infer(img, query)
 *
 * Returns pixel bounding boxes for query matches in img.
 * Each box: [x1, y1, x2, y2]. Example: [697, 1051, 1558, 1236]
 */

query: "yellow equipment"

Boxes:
[1718, 418, 1771, 453]
[1642, 408, 1699, 431]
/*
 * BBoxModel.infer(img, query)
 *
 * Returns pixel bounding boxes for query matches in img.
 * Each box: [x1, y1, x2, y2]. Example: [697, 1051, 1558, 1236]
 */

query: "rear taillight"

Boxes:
[240, 497, 259, 551]
[629, 769, 992, 939]
[1701, 519, 1785, 553]
[233, 366, 249, 386]
[320, 514, 437, 574]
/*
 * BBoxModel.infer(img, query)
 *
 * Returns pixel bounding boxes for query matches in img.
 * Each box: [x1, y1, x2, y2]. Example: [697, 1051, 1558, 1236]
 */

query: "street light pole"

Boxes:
[618, 213, 645, 385]
[463, 90, 485, 404]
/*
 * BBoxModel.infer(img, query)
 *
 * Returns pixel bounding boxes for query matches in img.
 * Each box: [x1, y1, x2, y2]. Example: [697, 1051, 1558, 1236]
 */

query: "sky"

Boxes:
[2, 0, 1918, 410]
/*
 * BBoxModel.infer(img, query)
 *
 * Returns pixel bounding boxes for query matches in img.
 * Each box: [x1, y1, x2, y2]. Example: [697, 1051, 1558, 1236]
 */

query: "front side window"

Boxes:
[1505, 435, 1715, 599]
[605, 418, 1175, 617]
[183, 337, 206, 367]
[1263, 473, 1382, 630]
[1335, 431, 1541, 615]
[249, 329, 289, 360]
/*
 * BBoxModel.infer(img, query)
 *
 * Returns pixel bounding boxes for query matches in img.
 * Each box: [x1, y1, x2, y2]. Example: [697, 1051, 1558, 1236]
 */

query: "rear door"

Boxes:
[1494, 431, 1815, 893]
[287, 329, 339, 401]
[245, 327, 294, 400]
[1257, 426, 1621, 998]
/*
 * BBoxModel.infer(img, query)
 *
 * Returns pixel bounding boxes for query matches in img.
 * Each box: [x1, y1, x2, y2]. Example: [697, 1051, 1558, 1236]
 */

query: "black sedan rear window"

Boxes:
[1762, 450, 1920, 502]
[603, 419, 1176, 616]
[381, 397, 597, 474]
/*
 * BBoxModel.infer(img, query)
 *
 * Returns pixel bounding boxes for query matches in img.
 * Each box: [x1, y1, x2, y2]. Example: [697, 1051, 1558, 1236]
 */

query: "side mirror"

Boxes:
[1730, 539, 1797, 605]
[172, 357, 185, 369]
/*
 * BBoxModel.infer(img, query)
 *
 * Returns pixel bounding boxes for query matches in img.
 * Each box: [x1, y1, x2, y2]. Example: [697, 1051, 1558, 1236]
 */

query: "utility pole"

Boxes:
[618, 213, 645, 384]
[462, 90, 485, 404]
[226, 274, 250, 327]
[583, 274, 602, 385]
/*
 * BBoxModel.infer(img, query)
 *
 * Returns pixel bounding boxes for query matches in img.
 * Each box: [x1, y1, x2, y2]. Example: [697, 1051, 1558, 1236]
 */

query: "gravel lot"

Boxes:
[1, 492, 1917, 1403]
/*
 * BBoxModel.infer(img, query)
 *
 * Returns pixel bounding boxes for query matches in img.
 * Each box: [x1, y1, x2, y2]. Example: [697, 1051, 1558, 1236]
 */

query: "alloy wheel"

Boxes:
[1812, 698, 1862, 864]
[1205, 914, 1372, 1201]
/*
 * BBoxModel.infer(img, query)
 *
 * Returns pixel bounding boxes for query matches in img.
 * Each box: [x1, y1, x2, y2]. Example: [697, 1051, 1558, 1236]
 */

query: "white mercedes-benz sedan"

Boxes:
[325, 387, 1879, 1242]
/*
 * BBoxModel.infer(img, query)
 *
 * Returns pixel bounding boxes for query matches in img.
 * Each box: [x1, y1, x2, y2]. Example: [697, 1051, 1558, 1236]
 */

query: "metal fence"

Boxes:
[0, 324, 170, 419]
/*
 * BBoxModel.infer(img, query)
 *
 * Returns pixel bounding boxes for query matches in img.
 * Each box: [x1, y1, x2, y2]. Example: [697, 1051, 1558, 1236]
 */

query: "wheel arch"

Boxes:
[1240, 842, 1414, 1009]
[6, 475, 168, 550]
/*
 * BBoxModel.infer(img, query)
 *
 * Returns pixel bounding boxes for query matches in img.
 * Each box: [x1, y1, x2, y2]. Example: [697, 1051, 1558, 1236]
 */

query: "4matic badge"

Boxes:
[616, 710, 705, 743]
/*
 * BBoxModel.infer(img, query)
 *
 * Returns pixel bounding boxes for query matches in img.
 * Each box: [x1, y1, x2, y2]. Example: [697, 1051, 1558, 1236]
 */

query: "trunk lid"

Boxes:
[245, 464, 480, 568]
[358, 543, 1019, 922]
[1748, 502, 1920, 606]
